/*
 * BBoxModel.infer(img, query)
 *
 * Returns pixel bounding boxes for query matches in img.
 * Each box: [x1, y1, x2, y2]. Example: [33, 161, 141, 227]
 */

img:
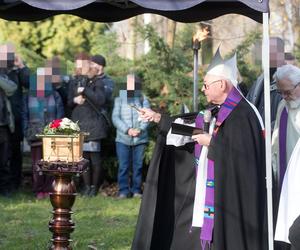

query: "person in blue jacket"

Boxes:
[112, 74, 150, 198]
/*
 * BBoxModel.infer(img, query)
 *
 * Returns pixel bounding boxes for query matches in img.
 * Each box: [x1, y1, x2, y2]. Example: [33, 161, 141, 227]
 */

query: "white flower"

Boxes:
[70, 122, 80, 131]
[60, 118, 72, 129]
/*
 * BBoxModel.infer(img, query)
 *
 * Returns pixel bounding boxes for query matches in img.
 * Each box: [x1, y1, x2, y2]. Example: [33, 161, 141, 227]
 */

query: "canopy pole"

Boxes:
[193, 47, 199, 112]
[263, 12, 274, 250]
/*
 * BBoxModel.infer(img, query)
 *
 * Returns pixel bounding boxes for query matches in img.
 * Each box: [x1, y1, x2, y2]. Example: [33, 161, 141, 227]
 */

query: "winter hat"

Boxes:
[91, 55, 106, 67]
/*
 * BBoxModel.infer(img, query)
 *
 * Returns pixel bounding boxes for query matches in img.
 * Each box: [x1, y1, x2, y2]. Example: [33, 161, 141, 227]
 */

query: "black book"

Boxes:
[171, 123, 204, 136]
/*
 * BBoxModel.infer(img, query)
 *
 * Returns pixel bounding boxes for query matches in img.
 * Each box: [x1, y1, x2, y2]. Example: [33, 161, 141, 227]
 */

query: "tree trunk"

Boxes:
[166, 20, 177, 48]
[292, 0, 300, 47]
[129, 16, 138, 60]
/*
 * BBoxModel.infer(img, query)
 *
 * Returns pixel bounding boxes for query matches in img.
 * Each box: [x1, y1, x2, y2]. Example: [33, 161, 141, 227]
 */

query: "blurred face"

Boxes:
[52, 74, 61, 84]
[201, 74, 224, 104]
[36, 67, 52, 87]
[277, 77, 300, 102]
[269, 38, 285, 68]
[89, 61, 99, 77]
[37, 67, 52, 81]
[127, 74, 135, 90]
[0, 44, 15, 69]
[51, 57, 61, 83]
[36, 69, 45, 88]
[96, 64, 104, 75]
[75, 59, 90, 76]
[44, 66, 53, 84]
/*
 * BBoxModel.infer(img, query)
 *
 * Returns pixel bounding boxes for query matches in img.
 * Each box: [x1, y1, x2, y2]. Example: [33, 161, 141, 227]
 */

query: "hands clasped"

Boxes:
[128, 128, 141, 137]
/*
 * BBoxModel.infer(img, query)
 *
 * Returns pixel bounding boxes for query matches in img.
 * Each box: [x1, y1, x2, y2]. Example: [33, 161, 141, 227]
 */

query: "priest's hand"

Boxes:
[138, 108, 161, 123]
[192, 133, 212, 146]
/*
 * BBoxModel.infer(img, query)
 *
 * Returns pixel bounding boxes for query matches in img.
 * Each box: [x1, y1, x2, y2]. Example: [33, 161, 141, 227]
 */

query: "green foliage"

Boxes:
[0, 192, 140, 249]
[0, 15, 107, 71]
[174, 24, 195, 52]
[128, 24, 206, 167]
[17, 47, 44, 73]
[134, 24, 203, 115]
[228, 30, 262, 87]
[90, 30, 134, 80]
[293, 41, 300, 64]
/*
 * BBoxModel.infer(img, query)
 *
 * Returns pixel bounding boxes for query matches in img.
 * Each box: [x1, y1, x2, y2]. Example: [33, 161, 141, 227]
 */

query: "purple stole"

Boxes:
[279, 107, 288, 191]
[194, 87, 242, 249]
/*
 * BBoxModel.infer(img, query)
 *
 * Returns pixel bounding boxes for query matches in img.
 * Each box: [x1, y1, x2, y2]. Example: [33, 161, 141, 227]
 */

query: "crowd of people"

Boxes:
[0, 43, 149, 201]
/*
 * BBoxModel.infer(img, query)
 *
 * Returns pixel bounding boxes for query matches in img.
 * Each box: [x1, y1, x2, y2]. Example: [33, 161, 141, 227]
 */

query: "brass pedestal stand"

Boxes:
[37, 159, 88, 250]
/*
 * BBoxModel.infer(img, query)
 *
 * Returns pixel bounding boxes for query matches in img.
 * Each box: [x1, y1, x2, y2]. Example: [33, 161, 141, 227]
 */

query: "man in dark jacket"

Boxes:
[68, 53, 108, 196]
[247, 38, 292, 250]
[90, 54, 114, 111]
[0, 66, 17, 196]
[246, 37, 284, 130]
[0, 43, 30, 192]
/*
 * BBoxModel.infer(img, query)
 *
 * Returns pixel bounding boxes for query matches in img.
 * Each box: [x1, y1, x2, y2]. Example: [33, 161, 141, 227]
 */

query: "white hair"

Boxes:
[274, 64, 300, 86]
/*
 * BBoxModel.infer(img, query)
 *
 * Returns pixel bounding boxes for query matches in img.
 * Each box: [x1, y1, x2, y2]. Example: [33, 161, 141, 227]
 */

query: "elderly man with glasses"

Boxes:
[133, 49, 267, 250]
[272, 64, 300, 248]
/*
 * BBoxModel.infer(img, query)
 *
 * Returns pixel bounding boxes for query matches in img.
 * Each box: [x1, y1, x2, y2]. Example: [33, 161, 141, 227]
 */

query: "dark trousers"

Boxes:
[10, 134, 22, 190]
[0, 126, 12, 194]
[31, 145, 53, 193]
[82, 151, 103, 189]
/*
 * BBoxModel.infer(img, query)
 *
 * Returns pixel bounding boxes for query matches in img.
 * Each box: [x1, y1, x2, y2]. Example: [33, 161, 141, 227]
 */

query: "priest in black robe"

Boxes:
[132, 50, 268, 250]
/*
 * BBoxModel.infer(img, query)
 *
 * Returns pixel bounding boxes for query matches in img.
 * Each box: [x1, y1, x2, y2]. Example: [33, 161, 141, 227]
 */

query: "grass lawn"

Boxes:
[0, 191, 141, 250]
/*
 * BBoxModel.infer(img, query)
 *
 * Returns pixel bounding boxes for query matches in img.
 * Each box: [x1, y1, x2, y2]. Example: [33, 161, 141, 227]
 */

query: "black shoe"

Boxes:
[81, 185, 91, 196]
[89, 186, 98, 197]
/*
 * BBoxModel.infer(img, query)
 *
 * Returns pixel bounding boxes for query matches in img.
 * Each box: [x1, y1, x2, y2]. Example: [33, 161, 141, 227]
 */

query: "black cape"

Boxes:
[132, 99, 267, 250]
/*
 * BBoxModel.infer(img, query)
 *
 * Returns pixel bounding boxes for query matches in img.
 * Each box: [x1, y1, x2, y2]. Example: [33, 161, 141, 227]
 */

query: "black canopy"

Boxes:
[0, 0, 268, 23]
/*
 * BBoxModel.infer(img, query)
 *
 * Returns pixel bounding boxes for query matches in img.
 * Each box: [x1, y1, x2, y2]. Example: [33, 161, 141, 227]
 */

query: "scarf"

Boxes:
[194, 87, 243, 249]
[279, 107, 288, 191]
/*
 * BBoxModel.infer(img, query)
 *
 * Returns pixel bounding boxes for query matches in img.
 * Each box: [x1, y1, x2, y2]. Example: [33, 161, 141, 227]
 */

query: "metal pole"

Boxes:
[193, 46, 199, 112]
[263, 12, 274, 250]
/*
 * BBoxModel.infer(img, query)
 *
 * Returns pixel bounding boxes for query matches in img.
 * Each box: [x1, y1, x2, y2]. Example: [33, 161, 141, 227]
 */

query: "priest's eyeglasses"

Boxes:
[276, 83, 300, 96]
[203, 80, 221, 90]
